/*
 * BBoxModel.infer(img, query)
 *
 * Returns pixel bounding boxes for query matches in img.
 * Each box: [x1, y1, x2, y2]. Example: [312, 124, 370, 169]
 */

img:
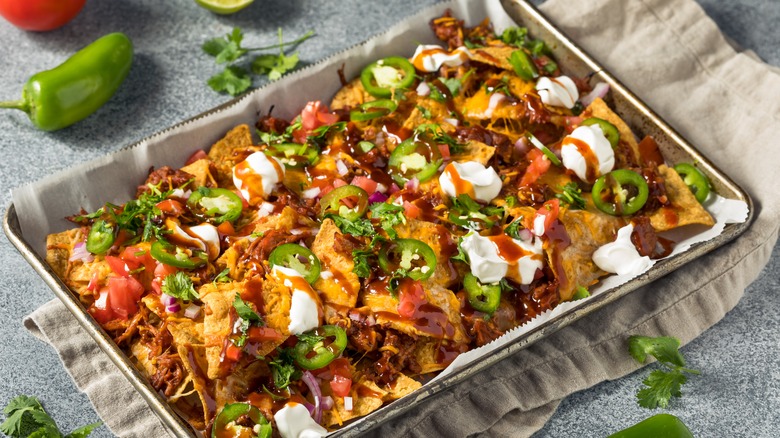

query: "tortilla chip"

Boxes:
[380, 372, 421, 401]
[180, 158, 216, 189]
[207, 124, 255, 185]
[400, 99, 451, 132]
[45, 229, 79, 280]
[322, 378, 386, 428]
[451, 139, 496, 166]
[462, 87, 523, 120]
[395, 219, 459, 289]
[507, 75, 536, 98]
[469, 46, 515, 71]
[649, 165, 715, 231]
[312, 219, 361, 308]
[582, 98, 640, 165]
[252, 206, 318, 236]
[330, 77, 371, 110]
[413, 339, 448, 374]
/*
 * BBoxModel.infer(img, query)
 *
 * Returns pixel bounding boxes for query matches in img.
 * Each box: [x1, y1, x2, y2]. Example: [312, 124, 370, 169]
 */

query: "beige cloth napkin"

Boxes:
[24, 0, 780, 436]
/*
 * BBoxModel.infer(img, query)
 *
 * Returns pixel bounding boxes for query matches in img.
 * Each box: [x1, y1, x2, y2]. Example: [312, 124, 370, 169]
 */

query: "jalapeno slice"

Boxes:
[673, 163, 711, 203]
[463, 273, 501, 315]
[360, 56, 416, 98]
[211, 403, 272, 438]
[86, 219, 116, 255]
[187, 187, 244, 224]
[263, 142, 320, 168]
[319, 185, 369, 221]
[387, 137, 442, 184]
[508, 50, 539, 81]
[150, 241, 208, 269]
[591, 169, 649, 216]
[350, 99, 398, 122]
[293, 325, 348, 370]
[582, 117, 620, 149]
[268, 243, 321, 284]
[378, 238, 437, 281]
[528, 132, 561, 166]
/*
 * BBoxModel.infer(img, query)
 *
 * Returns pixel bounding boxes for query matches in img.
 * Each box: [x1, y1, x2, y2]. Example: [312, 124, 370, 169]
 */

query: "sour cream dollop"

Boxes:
[272, 266, 320, 335]
[411, 44, 472, 72]
[439, 161, 503, 203]
[274, 402, 327, 438]
[232, 152, 285, 204]
[592, 224, 652, 276]
[460, 232, 543, 284]
[536, 75, 579, 109]
[561, 124, 615, 183]
[188, 223, 220, 260]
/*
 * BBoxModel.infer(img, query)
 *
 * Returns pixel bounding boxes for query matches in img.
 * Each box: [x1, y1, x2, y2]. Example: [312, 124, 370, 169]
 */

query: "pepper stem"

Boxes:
[0, 99, 30, 114]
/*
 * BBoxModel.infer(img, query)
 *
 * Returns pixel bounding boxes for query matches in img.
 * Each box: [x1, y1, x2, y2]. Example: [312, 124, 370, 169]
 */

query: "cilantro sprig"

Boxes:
[268, 348, 301, 391]
[628, 335, 700, 409]
[161, 272, 199, 301]
[555, 182, 586, 210]
[1, 395, 101, 438]
[203, 27, 315, 96]
[233, 293, 265, 348]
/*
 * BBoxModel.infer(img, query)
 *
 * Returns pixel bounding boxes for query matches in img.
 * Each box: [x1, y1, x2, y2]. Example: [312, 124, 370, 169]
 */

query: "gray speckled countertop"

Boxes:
[0, 1, 777, 437]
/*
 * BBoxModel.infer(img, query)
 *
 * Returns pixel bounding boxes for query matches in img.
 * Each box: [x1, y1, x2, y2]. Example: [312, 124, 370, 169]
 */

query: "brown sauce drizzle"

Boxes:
[562, 136, 599, 182]
[443, 163, 475, 198]
[545, 220, 571, 293]
[186, 346, 217, 423]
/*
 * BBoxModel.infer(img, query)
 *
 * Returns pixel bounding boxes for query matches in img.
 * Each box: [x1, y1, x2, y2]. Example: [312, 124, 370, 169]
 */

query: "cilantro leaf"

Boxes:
[555, 182, 586, 210]
[504, 217, 526, 239]
[327, 214, 376, 237]
[628, 335, 686, 368]
[450, 236, 470, 265]
[233, 293, 264, 347]
[628, 335, 700, 410]
[213, 268, 231, 284]
[1, 396, 101, 438]
[369, 202, 406, 239]
[297, 332, 325, 345]
[65, 422, 102, 438]
[268, 348, 301, 390]
[352, 248, 374, 278]
[161, 272, 199, 301]
[449, 194, 504, 231]
[500, 26, 529, 47]
[207, 65, 252, 96]
[251, 28, 305, 81]
[636, 370, 688, 409]
[203, 27, 246, 64]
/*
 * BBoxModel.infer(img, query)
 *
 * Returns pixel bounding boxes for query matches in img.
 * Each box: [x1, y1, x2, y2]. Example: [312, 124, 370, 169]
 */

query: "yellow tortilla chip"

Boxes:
[330, 77, 371, 110]
[582, 98, 640, 165]
[180, 158, 216, 189]
[207, 124, 255, 185]
[452, 139, 496, 166]
[469, 46, 515, 71]
[312, 219, 361, 308]
[380, 372, 421, 401]
[322, 379, 386, 428]
[649, 165, 715, 231]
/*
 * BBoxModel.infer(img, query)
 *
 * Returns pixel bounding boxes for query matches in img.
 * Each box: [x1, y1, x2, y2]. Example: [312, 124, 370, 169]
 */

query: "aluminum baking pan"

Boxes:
[4, 0, 754, 436]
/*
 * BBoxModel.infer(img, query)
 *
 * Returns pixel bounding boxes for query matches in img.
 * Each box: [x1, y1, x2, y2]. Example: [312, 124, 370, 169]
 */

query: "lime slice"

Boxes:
[195, 0, 254, 14]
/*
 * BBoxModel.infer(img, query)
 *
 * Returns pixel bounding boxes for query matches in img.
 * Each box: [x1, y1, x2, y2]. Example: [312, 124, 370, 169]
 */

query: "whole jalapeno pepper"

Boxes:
[673, 162, 711, 203]
[211, 403, 272, 438]
[0, 32, 133, 131]
[591, 169, 649, 216]
[293, 325, 348, 370]
[607, 414, 694, 438]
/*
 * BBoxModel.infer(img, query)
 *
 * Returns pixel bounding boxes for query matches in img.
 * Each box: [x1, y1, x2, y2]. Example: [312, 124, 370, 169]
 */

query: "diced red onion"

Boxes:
[301, 370, 323, 424]
[321, 396, 334, 411]
[580, 82, 610, 106]
[160, 293, 177, 307]
[517, 228, 533, 242]
[443, 117, 459, 127]
[336, 159, 349, 176]
[344, 396, 354, 412]
[365, 314, 376, 326]
[258, 202, 275, 217]
[514, 137, 530, 155]
[348, 311, 362, 322]
[69, 242, 94, 263]
[184, 304, 201, 319]
[376, 183, 388, 194]
[302, 187, 321, 199]
[368, 191, 389, 204]
[166, 303, 181, 314]
[416, 81, 431, 96]
[389, 183, 401, 194]
[405, 177, 420, 191]
[303, 401, 315, 415]
[374, 132, 386, 148]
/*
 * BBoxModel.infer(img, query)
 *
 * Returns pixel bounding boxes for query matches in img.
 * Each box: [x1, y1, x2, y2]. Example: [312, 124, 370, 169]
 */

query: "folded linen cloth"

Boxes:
[24, 0, 780, 436]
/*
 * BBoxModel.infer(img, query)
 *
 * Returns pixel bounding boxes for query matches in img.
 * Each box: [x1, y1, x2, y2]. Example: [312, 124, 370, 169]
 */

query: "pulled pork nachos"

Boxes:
[46, 11, 715, 438]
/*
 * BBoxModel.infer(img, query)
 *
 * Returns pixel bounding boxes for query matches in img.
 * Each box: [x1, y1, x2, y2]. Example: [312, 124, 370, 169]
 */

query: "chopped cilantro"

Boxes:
[369, 202, 406, 239]
[504, 217, 526, 239]
[327, 214, 376, 237]
[448, 194, 505, 231]
[556, 182, 586, 210]
[352, 248, 374, 278]
[161, 272, 199, 301]
[232, 293, 264, 347]
[416, 105, 432, 119]
[450, 236, 470, 265]
[268, 348, 301, 390]
[213, 268, 231, 284]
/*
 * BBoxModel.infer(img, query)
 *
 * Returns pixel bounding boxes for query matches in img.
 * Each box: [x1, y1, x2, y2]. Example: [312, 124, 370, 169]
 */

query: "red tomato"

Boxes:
[121, 246, 156, 272]
[107, 276, 143, 319]
[154, 262, 178, 279]
[185, 149, 208, 165]
[0, 0, 85, 31]
[217, 221, 235, 236]
[330, 375, 352, 397]
[224, 343, 243, 362]
[397, 280, 426, 319]
[519, 149, 551, 187]
[534, 199, 560, 235]
[105, 255, 130, 277]
[300, 101, 339, 133]
[156, 199, 186, 216]
[89, 289, 114, 324]
[247, 326, 283, 342]
[437, 144, 451, 160]
[350, 176, 378, 194]
[402, 201, 421, 219]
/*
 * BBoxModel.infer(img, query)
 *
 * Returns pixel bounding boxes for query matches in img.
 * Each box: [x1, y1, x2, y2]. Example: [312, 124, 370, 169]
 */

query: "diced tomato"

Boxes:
[107, 276, 143, 319]
[121, 246, 156, 272]
[519, 149, 551, 187]
[105, 256, 130, 277]
[247, 326, 283, 342]
[185, 149, 208, 165]
[563, 116, 583, 134]
[225, 343, 243, 362]
[90, 289, 115, 324]
[437, 144, 451, 160]
[217, 221, 235, 236]
[329, 358, 352, 379]
[154, 262, 178, 279]
[87, 271, 101, 292]
[402, 201, 422, 220]
[350, 176, 378, 194]
[534, 199, 560, 236]
[397, 280, 426, 319]
[301, 101, 340, 133]
[330, 375, 352, 397]
[156, 199, 185, 216]
[332, 179, 347, 188]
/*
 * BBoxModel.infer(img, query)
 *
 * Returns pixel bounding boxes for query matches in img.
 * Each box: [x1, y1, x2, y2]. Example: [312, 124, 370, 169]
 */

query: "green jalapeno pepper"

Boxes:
[360, 56, 416, 98]
[607, 414, 693, 438]
[263, 142, 320, 168]
[378, 238, 437, 281]
[150, 241, 208, 269]
[0, 33, 133, 131]
[350, 99, 399, 122]
[211, 403, 272, 438]
[268, 243, 321, 284]
[508, 50, 539, 81]
[528, 132, 561, 166]
[673, 163, 711, 203]
[463, 273, 501, 315]
[388, 137, 442, 184]
[187, 187, 244, 224]
[572, 286, 590, 301]
[319, 185, 369, 221]
[293, 325, 348, 370]
[592, 169, 649, 216]
[86, 220, 116, 255]
[582, 117, 620, 149]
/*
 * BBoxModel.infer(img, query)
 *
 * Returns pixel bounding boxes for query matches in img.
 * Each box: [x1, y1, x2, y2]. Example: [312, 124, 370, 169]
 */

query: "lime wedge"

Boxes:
[195, 0, 254, 14]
